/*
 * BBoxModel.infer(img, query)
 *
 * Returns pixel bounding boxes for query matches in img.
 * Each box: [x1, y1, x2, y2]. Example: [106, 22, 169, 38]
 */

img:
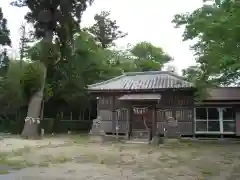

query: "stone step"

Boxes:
[125, 140, 148, 144]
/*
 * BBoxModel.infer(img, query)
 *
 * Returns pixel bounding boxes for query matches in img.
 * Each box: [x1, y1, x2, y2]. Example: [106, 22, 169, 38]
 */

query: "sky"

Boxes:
[0, 0, 203, 72]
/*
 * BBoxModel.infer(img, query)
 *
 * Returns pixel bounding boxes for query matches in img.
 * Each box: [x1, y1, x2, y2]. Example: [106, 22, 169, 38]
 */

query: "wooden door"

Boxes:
[132, 108, 153, 130]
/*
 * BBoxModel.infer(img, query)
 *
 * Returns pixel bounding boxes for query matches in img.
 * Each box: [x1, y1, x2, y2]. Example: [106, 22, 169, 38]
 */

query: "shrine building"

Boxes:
[88, 71, 240, 139]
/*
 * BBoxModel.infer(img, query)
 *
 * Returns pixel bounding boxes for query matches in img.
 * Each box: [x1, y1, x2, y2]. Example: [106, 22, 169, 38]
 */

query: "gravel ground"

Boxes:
[0, 135, 240, 180]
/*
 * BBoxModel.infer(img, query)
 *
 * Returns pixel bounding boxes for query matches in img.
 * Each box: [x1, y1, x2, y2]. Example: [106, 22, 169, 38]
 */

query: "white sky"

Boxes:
[0, 0, 203, 72]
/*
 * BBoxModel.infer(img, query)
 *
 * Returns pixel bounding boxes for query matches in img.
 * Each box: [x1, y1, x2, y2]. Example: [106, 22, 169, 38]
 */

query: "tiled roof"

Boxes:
[205, 87, 240, 101]
[88, 71, 193, 91]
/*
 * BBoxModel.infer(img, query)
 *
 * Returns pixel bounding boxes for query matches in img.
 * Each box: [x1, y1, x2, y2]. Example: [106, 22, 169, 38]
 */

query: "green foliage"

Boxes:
[135, 58, 162, 72]
[131, 42, 171, 62]
[0, 7, 11, 46]
[0, 7, 11, 76]
[12, 0, 94, 66]
[0, 50, 10, 75]
[174, 0, 240, 88]
[0, 61, 26, 113]
[21, 61, 45, 100]
[44, 83, 53, 101]
[88, 11, 127, 48]
[19, 24, 34, 61]
[131, 42, 172, 71]
[2, 0, 174, 125]
[28, 40, 60, 66]
[94, 49, 133, 80]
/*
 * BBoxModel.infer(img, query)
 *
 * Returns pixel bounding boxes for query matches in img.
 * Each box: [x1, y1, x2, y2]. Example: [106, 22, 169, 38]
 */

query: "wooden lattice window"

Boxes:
[176, 109, 192, 121]
[156, 109, 173, 122]
[156, 110, 165, 121]
[165, 110, 173, 119]
[116, 108, 128, 121]
[99, 96, 113, 106]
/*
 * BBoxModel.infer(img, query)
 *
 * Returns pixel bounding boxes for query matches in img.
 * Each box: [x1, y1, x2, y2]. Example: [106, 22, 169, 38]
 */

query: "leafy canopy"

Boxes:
[12, 0, 94, 62]
[0, 7, 11, 46]
[131, 42, 172, 71]
[173, 0, 240, 87]
[88, 11, 127, 48]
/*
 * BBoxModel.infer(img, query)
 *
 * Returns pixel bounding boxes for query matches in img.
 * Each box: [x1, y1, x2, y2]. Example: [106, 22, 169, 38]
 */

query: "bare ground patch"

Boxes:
[0, 136, 240, 180]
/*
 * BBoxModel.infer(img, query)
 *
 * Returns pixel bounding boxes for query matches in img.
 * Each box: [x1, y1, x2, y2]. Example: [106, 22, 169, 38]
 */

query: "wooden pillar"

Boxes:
[192, 107, 196, 138]
[128, 103, 133, 139]
[191, 91, 195, 138]
[112, 96, 116, 134]
[152, 106, 157, 137]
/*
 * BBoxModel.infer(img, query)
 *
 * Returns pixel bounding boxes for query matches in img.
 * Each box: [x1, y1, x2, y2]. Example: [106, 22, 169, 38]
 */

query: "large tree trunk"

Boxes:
[21, 92, 43, 139]
[21, 30, 52, 139]
[21, 66, 47, 139]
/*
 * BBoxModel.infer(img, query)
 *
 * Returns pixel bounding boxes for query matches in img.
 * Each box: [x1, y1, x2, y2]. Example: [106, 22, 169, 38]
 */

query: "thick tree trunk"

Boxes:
[21, 66, 47, 139]
[21, 30, 52, 139]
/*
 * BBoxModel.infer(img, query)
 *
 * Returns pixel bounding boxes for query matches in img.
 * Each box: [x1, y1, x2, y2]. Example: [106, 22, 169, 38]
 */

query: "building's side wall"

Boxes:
[97, 94, 129, 134]
[155, 90, 194, 136]
[97, 95, 114, 133]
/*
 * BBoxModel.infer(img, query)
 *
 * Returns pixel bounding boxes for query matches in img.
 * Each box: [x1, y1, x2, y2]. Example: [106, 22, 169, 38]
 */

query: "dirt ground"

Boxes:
[0, 135, 240, 180]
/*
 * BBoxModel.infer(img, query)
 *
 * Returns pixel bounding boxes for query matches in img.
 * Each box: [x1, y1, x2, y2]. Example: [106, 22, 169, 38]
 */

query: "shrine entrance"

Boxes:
[132, 105, 153, 130]
[118, 93, 161, 139]
[131, 105, 154, 139]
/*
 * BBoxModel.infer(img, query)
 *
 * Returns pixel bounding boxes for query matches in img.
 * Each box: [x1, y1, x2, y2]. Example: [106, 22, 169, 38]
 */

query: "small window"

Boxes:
[196, 108, 207, 120]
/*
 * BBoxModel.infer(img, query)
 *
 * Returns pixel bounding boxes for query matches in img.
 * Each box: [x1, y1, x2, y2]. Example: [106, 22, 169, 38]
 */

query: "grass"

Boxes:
[0, 135, 239, 179]
[0, 156, 35, 171]
[0, 170, 9, 175]
[0, 146, 32, 169]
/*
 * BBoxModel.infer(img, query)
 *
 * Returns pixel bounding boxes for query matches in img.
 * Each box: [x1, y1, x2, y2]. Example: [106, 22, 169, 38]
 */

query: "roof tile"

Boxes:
[88, 71, 193, 91]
